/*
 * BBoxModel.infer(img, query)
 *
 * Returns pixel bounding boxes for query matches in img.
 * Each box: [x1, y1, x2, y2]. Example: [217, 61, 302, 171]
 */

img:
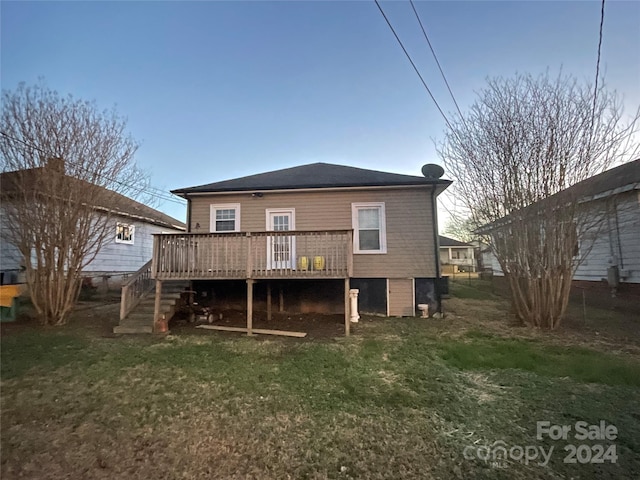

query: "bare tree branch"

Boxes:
[438, 71, 639, 330]
[0, 81, 145, 325]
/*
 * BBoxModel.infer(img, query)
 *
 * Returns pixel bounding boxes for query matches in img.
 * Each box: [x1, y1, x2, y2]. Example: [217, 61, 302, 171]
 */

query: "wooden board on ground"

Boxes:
[196, 325, 307, 338]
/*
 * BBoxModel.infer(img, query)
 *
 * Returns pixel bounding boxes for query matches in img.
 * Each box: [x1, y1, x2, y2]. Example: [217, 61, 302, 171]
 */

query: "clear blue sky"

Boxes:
[2, 0, 639, 226]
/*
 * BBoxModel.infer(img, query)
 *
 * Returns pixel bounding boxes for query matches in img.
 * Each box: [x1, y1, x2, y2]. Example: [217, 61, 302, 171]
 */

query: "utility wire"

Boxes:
[409, 0, 465, 121]
[0, 130, 182, 203]
[0, 131, 186, 205]
[591, 0, 605, 126]
[374, 0, 454, 132]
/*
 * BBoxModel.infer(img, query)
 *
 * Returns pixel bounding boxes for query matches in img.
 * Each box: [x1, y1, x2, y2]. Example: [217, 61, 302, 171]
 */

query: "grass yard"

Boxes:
[1, 287, 639, 479]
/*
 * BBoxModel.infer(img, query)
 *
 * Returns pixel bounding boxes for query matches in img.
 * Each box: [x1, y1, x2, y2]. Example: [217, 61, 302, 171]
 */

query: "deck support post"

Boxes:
[246, 279, 254, 336]
[154, 279, 163, 332]
[344, 278, 350, 336]
[267, 282, 272, 321]
[279, 284, 284, 313]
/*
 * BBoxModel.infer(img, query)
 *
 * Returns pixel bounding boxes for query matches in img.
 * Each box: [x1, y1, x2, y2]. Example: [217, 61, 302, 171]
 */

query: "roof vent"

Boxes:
[421, 164, 444, 179]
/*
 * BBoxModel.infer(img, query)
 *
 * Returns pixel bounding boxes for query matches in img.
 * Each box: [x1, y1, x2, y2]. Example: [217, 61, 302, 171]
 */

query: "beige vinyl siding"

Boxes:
[188, 186, 438, 278]
[388, 278, 415, 316]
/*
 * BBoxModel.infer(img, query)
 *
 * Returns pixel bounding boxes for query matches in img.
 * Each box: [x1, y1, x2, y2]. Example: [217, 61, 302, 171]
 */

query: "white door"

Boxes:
[267, 209, 295, 270]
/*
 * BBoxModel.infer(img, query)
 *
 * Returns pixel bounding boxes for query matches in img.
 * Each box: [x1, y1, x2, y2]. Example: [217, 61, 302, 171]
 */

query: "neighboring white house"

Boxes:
[0, 168, 185, 286]
[480, 159, 640, 289]
[439, 235, 475, 273]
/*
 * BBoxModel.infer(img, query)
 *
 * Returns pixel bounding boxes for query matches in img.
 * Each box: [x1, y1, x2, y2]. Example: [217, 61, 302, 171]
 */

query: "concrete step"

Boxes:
[125, 314, 156, 323]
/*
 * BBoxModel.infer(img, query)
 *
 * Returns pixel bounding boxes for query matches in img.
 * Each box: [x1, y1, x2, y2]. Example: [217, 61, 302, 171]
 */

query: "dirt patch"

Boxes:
[1, 301, 120, 339]
[443, 292, 640, 355]
[170, 309, 347, 339]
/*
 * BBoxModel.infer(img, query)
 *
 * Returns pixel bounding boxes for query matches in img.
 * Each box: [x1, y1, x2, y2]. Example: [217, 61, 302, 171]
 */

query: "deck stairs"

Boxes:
[113, 281, 189, 334]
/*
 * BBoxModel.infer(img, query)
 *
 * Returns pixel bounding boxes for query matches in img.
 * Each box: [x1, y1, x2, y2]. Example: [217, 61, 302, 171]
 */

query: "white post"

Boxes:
[349, 289, 360, 323]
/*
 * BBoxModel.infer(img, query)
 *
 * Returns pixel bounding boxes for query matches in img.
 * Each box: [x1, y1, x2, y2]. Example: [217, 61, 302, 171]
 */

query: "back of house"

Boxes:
[169, 162, 451, 316]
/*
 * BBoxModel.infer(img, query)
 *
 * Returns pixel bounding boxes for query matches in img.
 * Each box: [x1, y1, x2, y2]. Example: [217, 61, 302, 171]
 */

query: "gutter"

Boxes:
[186, 197, 192, 233]
[171, 182, 452, 198]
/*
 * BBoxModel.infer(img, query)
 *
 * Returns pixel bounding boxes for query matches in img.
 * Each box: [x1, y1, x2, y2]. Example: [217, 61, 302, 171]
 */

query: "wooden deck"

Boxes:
[151, 230, 353, 280]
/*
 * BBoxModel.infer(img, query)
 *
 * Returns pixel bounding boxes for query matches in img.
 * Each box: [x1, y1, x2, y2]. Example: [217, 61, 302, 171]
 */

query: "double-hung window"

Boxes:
[352, 202, 387, 254]
[116, 222, 134, 244]
[210, 204, 241, 232]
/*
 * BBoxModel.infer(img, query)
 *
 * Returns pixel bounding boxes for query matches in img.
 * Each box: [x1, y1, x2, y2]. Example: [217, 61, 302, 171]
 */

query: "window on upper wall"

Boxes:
[210, 204, 241, 232]
[352, 202, 387, 254]
[116, 222, 134, 244]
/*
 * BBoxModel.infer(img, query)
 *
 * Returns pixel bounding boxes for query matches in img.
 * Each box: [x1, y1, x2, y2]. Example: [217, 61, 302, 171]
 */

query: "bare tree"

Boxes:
[439, 72, 639, 330]
[0, 81, 148, 325]
[444, 214, 479, 243]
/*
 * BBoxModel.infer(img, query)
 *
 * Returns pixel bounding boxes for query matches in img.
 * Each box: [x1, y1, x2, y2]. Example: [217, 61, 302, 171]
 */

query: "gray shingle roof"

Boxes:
[476, 158, 640, 233]
[562, 158, 640, 200]
[439, 235, 471, 247]
[171, 162, 451, 195]
[0, 168, 186, 231]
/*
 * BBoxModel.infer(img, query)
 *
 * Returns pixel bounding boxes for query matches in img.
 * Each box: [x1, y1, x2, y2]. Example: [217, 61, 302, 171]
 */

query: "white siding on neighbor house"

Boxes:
[481, 190, 640, 284]
[0, 206, 22, 271]
[85, 216, 181, 272]
[1, 205, 182, 275]
[574, 190, 640, 283]
[481, 249, 503, 276]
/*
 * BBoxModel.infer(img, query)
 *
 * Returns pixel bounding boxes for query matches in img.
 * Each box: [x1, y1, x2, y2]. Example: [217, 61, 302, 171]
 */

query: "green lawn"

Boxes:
[1, 297, 639, 479]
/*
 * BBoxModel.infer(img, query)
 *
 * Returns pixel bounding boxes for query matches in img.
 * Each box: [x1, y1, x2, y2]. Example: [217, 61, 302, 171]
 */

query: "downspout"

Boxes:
[186, 196, 192, 233]
[431, 184, 442, 313]
[613, 198, 624, 269]
[186, 195, 193, 295]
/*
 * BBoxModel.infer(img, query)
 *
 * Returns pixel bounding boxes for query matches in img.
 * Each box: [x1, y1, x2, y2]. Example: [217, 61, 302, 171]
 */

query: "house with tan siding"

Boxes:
[139, 163, 450, 335]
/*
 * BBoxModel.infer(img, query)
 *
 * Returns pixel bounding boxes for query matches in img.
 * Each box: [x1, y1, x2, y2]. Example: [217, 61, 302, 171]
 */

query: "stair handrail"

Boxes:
[120, 260, 154, 320]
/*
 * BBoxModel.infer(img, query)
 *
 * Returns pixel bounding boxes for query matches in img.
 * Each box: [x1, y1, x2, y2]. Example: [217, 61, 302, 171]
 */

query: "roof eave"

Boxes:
[172, 180, 452, 197]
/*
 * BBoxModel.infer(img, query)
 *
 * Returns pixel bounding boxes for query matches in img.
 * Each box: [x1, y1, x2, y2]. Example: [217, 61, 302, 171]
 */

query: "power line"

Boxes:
[409, 0, 465, 121]
[591, 0, 605, 124]
[374, 0, 454, 132]
[0, 131, 186, 205]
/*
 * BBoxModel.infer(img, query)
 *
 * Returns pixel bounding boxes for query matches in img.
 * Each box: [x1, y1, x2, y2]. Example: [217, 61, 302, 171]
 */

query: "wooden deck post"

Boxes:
[246, 279, 254, 336]
[246, 233, 253, 277]
[154, 279, 163, 332]
[279, 284, 284, 313]
[120, 284, 129, 321]
[267, 282, 272, 321]
[344, 278, 350, 336]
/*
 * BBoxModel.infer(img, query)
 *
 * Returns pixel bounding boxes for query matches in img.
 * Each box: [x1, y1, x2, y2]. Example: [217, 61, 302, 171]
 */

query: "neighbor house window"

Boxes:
[352, 202, 387, 254]
[116, 222, 134, 244]
[210, 204, 241, 232]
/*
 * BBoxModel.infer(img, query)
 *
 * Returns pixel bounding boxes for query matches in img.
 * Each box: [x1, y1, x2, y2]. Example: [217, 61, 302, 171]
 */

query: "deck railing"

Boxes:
[120, 259, 154, 320]
[152, 230, 353, 280]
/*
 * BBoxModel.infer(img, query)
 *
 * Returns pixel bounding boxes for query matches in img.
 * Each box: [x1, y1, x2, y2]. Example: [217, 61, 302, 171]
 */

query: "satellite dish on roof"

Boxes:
[421, 164, 445, 179]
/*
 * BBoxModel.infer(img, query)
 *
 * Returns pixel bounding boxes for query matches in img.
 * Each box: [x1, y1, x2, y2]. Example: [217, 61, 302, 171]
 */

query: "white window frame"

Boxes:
[266, 208, 296, 269]
[210, 204, 241, 233]
[116, 222, 135, 245]
[352, 202, 387, 254]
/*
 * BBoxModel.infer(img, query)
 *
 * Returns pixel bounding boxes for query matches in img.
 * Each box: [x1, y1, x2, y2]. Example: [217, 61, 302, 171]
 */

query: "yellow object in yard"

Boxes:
[313, 256, 325, 270]
[0, 284, 22, 308]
